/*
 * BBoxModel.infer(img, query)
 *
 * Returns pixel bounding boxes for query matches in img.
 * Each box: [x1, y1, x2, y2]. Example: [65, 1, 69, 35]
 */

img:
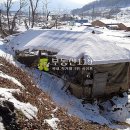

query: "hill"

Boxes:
[0, 56, 111, 130]
[71, 0, 130, 15]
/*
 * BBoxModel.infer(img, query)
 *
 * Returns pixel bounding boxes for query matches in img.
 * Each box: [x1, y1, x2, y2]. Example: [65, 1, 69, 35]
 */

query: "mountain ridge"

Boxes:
[71, 0, 130, 15]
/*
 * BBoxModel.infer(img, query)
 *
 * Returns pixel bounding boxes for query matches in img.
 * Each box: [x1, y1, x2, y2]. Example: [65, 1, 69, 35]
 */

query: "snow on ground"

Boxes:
[52, 25, 87, 31]
[30, 69, 109, 125]
[0, 71, 25, 89]
[71, 26, 87, 31]
[17, 25, 27, 32]
[100, 93, 130, 124]
[44, 114, 60, 130]
[0, 121, 5, 130]
[0, 41, 15, 64]
[56, 25, 103, 33]
[0, 41, 6, 56]
[28, 69, 130, 129]
[0, 88, 38, 119]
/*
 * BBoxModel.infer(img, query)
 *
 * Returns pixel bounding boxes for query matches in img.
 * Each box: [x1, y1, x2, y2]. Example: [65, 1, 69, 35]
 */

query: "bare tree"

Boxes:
[29, 0, 40, 28]
[0, 9, 5, 37]
[0, 10, 2, 31]
[4, 0, 13, 33]
[3, 0, 27, 35]
[11, 0, 27, 33]
[43, 8, 67, 29]
[42, 0, 51, 28]
[52, 9, 66, 29]
[0, 9, 9, 37]
[24, 19, 29, 30]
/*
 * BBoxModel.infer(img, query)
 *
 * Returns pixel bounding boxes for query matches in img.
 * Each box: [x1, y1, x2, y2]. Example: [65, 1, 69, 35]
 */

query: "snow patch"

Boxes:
[0, 120, 5, 130]
[0, 88, 38, 119]
[0, 71, 25, 89]
[52, 107, 58, 113]
[0, 40, 16, 65]
[44, 114, 60, 130]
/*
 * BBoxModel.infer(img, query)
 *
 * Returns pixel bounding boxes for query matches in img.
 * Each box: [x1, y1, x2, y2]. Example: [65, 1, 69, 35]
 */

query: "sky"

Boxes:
[50, 0, 96, 9]
[69, 0, 95, 5]
[0, 0, 96, 10]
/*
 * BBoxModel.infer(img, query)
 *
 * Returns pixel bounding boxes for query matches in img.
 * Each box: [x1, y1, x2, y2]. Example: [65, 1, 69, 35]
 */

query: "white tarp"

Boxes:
[9, 29, 130, 65]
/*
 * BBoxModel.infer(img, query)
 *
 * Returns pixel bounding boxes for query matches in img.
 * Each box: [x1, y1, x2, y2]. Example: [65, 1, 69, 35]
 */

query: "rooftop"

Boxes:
[9, 29, 130, 65]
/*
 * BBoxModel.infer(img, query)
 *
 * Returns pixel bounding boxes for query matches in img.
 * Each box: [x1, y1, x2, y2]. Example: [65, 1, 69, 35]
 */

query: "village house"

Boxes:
[9, 29, 130, 99]
[91, 19, 120, 29]
[118, 23, 130, 31]
[91, 20, 106, 27]
[92, 19, 130, 31]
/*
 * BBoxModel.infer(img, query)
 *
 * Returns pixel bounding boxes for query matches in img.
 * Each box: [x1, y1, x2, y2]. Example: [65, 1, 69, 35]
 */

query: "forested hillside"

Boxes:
[71, 0, 130, 15]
